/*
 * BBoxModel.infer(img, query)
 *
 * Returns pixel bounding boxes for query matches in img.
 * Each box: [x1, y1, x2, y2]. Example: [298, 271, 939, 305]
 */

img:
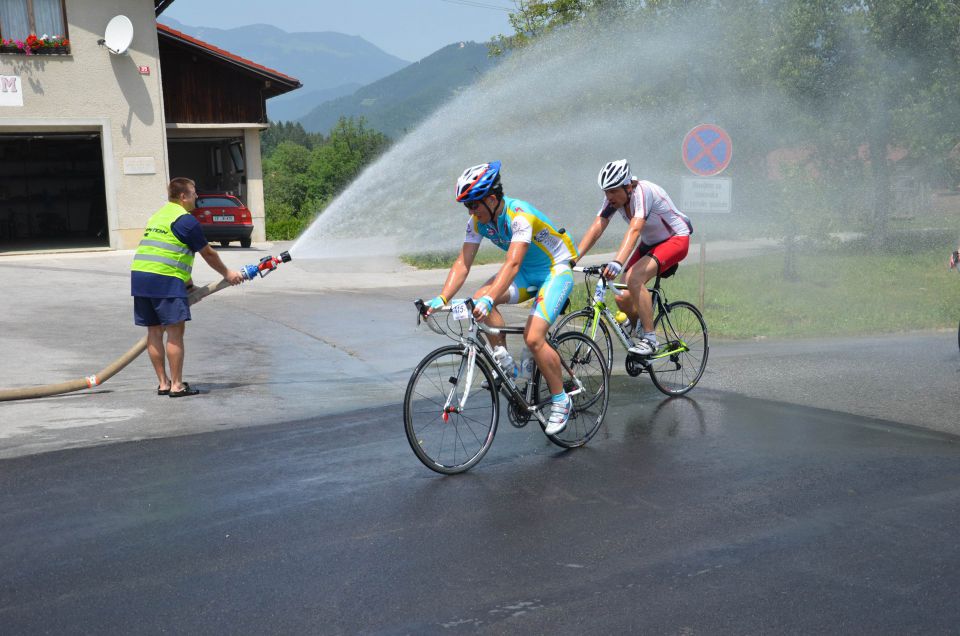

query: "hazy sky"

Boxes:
[161, 0, 515, 61]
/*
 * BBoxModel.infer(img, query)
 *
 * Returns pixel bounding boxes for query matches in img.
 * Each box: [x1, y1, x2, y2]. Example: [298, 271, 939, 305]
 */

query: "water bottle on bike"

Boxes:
[615, 310, 630, 331]
[492, 345, 518, 379]
[517, 346, 535, 380]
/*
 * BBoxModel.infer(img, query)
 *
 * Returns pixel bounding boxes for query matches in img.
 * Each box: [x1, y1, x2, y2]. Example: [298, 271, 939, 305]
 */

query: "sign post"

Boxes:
[699, 237, 706, 310]
[680, 124, 733, 311]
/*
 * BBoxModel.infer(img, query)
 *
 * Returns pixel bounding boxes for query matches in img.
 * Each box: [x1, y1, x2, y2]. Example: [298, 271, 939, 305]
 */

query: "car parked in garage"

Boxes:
[191, 193, 253, 248]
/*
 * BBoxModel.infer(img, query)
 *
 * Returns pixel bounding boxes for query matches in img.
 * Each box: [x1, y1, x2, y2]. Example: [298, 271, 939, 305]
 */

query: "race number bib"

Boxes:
[452, 302, 470, 321]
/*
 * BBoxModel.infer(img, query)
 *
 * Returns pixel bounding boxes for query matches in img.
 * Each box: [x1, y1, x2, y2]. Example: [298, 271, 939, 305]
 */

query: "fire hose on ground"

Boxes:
[0, 251, 292, 402]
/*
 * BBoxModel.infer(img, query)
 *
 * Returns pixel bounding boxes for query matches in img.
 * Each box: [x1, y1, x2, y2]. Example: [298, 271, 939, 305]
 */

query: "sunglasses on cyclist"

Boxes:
[463, 200, 483, 212]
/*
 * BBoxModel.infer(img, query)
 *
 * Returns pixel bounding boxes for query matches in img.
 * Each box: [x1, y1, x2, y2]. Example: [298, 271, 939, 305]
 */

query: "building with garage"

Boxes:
[0, 0, 301, 253]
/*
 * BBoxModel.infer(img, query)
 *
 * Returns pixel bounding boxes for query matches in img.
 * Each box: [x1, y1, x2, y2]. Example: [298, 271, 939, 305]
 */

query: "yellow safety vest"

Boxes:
[131, 202, 195, 282]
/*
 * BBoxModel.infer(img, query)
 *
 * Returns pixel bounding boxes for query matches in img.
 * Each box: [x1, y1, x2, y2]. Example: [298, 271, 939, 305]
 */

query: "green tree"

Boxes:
[860, 0, 960, 240]
[491, 0, 960, 256]
[261, 117, 391, 240]
[305, 117, 391, 203]
[489, 0, 620, 55]
[261, 120, 322, 155]
[263, 141, 312, 214]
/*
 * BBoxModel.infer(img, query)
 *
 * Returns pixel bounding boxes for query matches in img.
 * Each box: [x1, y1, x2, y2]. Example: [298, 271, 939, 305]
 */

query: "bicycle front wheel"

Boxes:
[649, 301, 709, 396]
[403, 345, 499, 474]
[536, 331, 610, 448]
[553, 307, 614, 372]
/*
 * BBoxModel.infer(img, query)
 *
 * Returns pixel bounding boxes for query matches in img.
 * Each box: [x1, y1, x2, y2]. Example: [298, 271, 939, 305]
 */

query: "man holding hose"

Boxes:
[131, 177, 243, 398]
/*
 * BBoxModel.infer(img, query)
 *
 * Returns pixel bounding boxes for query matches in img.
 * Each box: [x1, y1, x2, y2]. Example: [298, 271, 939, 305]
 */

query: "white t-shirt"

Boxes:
[597, 179, 692, 245]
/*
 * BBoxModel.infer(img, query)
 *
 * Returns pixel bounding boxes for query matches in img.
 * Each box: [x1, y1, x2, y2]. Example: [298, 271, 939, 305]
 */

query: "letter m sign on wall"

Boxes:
[0, 75, 23, 107]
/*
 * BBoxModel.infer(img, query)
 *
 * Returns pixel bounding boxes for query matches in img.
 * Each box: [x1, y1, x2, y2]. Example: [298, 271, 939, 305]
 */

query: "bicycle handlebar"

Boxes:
[571, 264, 626, 297]
[415, 297, 476, 315]
[414, 298, 503, 335]
[572, 264, 607, 276]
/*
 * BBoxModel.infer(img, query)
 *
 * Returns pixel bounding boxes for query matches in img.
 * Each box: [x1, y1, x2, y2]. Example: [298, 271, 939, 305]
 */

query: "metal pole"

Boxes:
[698, 232, 706, 309]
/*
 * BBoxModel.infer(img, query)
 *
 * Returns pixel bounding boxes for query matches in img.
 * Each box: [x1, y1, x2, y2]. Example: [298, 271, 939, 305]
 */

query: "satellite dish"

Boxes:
[102, 15, 133, 55]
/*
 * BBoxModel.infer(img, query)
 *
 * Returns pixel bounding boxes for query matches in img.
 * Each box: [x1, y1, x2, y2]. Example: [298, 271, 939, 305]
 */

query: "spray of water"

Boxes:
[292, 10, 696, 258]
[290, 5, 943, 261]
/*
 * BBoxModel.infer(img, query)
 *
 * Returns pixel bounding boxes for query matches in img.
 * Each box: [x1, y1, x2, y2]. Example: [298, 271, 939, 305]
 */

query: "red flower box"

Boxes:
[1, 33, 70, 55]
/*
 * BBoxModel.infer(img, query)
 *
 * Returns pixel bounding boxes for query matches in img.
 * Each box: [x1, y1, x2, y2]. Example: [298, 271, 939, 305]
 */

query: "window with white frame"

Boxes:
[0, 0, 67, 43]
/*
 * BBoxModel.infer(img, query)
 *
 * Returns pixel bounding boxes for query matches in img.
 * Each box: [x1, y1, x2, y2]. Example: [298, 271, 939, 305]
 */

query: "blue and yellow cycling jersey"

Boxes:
[463, 196, 579, 270]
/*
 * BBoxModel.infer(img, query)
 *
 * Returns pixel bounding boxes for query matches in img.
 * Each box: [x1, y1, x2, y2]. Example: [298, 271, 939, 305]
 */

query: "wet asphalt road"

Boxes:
[3, 248, 960, 633]
[2, 379, 959, 634]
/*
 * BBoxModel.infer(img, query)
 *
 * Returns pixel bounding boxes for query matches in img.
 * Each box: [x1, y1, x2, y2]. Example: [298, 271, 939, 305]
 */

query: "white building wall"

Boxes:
[0, 0, 169, 249]
[244, 127, 265, 243]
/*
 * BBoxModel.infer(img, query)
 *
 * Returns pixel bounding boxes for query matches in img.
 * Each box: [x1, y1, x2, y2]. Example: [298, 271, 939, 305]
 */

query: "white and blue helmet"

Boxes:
[456, 161, 502, 202]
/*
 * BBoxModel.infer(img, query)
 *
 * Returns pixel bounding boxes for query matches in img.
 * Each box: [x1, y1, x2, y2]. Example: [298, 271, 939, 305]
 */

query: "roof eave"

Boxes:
[155, 0, 176, 17]
[157, 29, 302, 94]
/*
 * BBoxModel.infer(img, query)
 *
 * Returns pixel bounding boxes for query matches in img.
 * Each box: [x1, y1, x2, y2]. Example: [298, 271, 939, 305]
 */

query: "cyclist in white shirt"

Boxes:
[574, 160, 693, 355]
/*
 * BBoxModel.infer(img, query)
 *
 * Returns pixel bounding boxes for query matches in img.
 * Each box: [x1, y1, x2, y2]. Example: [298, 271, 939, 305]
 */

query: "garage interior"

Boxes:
[168, 136, 246, 200]
[0, 133, 109, 251]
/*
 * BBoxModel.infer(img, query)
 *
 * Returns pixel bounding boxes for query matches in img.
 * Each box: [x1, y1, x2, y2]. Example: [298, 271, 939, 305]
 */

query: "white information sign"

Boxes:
[681, 176, 732, 214]
[123, 156, 156, 175]
[0, 75, 23, 107]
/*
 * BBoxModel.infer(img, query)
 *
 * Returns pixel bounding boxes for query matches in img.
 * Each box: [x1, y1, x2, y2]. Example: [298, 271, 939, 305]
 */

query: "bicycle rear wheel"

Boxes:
[553, 307, 614, 373]
[403, 345, 499, 474]
[535, 331, 610, 448]
[649, 301, 709, 396]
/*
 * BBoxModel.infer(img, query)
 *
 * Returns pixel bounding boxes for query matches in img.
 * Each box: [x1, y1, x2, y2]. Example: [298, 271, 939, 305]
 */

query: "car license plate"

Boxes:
[213, 215, 235, 222]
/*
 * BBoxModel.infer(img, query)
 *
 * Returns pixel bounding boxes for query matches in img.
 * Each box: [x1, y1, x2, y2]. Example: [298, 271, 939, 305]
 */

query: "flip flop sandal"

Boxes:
[169, 383, 198, 398]
[158, 381, 187, 396]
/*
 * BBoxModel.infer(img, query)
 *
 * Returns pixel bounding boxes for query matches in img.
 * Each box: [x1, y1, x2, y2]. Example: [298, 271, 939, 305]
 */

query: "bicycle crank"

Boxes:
[625, 353, 648, 377]
[507, 399, 531, 427]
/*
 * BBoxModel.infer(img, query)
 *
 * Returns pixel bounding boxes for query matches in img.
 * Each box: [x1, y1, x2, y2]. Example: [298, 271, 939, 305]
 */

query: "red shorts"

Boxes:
[624, 235, 690, 274]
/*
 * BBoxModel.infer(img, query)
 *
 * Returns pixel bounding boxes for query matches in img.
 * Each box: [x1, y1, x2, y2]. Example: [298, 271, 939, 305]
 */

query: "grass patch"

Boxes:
[566, 245, 960, 339]
[400, 248, 507, 269]
[402, 243, 960, 338]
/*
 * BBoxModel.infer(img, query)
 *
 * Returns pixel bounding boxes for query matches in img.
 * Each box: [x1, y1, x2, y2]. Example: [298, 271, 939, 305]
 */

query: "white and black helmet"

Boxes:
[598, 159, 631, 190]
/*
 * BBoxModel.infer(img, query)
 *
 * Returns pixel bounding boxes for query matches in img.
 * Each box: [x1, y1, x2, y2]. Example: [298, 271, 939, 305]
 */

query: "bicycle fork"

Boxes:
[441, 346, 478, 422]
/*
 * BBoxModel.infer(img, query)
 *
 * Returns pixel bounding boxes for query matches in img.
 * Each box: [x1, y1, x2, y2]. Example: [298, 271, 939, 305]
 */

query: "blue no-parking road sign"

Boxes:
[682, 124, 733, 176]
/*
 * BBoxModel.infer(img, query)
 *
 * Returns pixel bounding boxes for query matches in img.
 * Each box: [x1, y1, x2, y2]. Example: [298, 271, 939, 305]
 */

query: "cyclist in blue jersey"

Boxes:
[425, 161, 579, 435]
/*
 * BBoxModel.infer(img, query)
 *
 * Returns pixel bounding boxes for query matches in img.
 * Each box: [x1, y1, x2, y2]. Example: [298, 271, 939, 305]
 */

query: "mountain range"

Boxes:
[158, 19, 502, 138]
[157, 17, 408, 121]
[297, 41, 497, 139]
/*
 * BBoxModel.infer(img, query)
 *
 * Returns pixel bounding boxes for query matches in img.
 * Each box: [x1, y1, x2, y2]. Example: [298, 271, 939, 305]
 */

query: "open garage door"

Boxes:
[0, 133, 109, 252]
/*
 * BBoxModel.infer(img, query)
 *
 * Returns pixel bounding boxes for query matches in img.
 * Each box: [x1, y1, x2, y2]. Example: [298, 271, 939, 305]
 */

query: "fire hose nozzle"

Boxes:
[239, 252, 292, 281]
[240, 264, 259, 281]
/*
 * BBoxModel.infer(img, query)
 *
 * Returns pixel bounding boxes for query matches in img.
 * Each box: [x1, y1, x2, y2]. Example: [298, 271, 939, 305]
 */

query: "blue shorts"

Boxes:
[134, 297, 191, 326]
[508, 264, 574, 324]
